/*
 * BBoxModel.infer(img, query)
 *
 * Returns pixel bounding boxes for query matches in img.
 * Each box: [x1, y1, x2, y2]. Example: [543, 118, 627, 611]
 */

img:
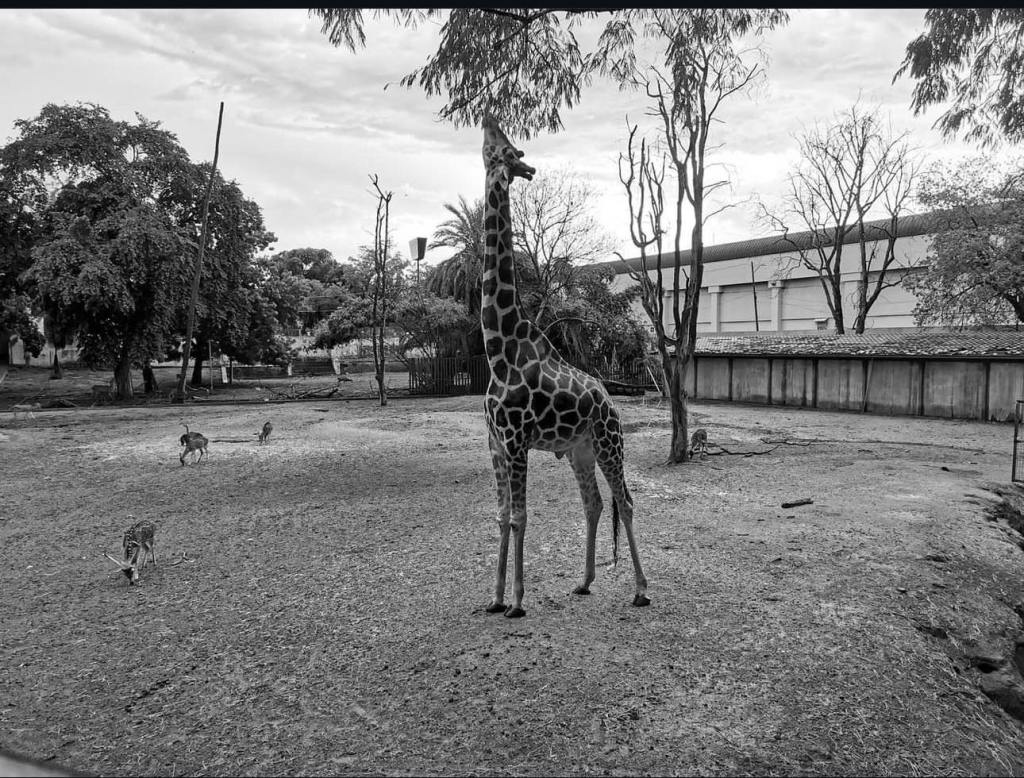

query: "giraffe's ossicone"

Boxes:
[479, 116, 649, 618]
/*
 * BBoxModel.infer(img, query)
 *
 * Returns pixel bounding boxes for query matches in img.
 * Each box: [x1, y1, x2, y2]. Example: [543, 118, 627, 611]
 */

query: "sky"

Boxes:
[0, 8, 1008, 269]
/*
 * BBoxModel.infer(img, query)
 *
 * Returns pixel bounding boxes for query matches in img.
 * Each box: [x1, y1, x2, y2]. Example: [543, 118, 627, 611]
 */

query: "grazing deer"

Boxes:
[689, 428, 709, 459]
[12, 402, 41, 421]
[257, 421, 273, 444]
[179, 422, 204, 448]
[180, 431, 208, 465]
[105, 519, 156, 585]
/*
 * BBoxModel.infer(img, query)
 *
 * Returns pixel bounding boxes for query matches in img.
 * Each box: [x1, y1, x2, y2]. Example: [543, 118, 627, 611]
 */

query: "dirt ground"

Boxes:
[3, 366, 1024, 776]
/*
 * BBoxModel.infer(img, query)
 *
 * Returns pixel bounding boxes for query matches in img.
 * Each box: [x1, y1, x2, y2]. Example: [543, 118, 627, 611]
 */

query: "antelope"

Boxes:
[689, 428, 709, 459]
[257, 421, 273, 444]
[12, 402, 41, 421]
[180, 432, 208, 465]
[105, 519, 156, 585]
[179, 422, 204, 447]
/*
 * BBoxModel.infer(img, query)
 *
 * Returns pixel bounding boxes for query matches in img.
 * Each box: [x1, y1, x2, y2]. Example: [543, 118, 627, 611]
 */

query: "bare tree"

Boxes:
[511, 167, 613, 324]
[761, 103, 922, 334]
[613, 9, 780, 464]
[369, 175, 393, 406]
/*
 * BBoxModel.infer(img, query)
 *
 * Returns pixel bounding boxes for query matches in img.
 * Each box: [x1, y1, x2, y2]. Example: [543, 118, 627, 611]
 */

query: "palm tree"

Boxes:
[427, 196, 485, 315]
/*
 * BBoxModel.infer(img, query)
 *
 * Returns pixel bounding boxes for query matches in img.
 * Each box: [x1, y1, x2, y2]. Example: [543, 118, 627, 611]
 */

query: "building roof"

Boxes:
[694, 327, 1024, 360]
[599, 211, 945, 275]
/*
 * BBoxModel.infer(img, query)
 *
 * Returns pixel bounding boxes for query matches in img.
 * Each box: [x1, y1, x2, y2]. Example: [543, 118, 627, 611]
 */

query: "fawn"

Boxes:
[258, 421, 273, 444]
[689, 428, 709, 458]
[180, 432, 208, 465]
[105, 519, 156, 585]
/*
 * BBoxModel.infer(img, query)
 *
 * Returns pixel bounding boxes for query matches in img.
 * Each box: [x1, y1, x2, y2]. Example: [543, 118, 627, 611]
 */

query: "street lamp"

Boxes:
[409, 237, 427, 288]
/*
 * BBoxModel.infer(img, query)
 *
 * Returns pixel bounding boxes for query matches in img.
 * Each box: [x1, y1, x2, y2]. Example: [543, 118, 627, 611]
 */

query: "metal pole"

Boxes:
[175, 101, 224, 403]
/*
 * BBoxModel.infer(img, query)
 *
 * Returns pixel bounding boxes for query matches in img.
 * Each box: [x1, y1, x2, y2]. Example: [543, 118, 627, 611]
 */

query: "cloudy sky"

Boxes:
[0, 8, 1004, 268]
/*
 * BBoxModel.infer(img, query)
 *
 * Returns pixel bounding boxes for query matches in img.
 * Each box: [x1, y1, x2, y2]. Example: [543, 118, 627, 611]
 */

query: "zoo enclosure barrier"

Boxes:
[686, 353, 1024, 422]
[407, 354, 661, 396]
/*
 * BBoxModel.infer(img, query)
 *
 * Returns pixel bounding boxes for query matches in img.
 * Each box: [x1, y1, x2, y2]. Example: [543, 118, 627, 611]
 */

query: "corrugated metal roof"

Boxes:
[694, 327, 1024, 359]
[598, 211, 946, 275]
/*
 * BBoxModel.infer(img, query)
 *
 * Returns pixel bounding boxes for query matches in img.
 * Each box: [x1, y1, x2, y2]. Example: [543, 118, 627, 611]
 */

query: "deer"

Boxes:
[11, 402, 41, 421]
[180, 431, 208, 465]
[179, 421, 204, 448]
[257, 421, 273, 444]
[105, 519, 156, 585]
[689, 428, 709, 459]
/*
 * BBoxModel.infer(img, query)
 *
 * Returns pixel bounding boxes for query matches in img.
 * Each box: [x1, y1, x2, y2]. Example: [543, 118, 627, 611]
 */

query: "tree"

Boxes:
[428, 195, 485, 315]
[393, 291, 472, 359]
[309, 287, 373, 351]
[895, 9, 1024, 147]
[615, 9, 786, 464]
[511, 167, 613, 324]
[903, 156, 1024, 327]
[27, 187, 187, 395]
[170, 164, 277, 385]
[3, 104, 195, 396]
[760, 103, 922, 334]
[312, 8, 598, 138]
[1, 102, 279, 398]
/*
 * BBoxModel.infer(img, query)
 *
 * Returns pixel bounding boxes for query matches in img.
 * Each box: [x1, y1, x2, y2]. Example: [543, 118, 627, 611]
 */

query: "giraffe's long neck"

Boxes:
[481, 167, 524, 361]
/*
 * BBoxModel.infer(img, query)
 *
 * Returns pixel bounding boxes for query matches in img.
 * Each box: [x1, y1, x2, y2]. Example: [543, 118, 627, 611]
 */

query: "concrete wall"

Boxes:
[688, 354, 1024, 422]
[612, 233, 943, 336]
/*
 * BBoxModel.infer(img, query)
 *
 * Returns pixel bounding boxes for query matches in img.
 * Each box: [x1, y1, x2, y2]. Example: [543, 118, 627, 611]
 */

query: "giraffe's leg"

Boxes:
[486, 430, 512, 613]
[597, 450, 650, 607]
[504, 448, 530, 618]
[567, 444, 601, 596]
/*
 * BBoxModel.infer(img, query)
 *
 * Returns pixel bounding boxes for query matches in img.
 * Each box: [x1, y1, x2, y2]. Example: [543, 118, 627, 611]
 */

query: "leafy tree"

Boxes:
[895, 9, 1024, 147]
[166, 164, 277, 384]
[428, 195, 485, 315]
[309, 287, 372, 350]
[393, 291, 472, 359]
[2, 104, 195, 395]
[312, 8, 597, 137]
[27, 186, 187, 395]
[1, 102, 280, 396]
[760, 103, 922, 334]
[903, 156, 1024, 327]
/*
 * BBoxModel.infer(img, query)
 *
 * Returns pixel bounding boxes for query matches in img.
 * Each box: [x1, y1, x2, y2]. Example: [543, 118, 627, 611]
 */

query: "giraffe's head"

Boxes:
[482, 115, 535, 181]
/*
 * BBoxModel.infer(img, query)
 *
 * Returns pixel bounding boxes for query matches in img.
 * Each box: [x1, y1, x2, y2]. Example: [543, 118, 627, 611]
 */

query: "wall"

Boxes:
[687, 354, 1024, 422]
[610, 232, 937, 335]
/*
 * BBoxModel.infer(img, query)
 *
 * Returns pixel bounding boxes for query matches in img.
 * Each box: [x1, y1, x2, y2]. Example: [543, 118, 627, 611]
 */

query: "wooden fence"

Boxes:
[687, 354, 1024, 422]
[407, 354, 659, 396]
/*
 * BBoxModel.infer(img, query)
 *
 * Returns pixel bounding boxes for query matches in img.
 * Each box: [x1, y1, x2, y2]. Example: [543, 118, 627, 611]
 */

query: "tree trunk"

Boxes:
[50, 351, 63, 380]
[113, 359, 134, 401]
[663, 352, 690, 463]
[190, 347, 205, 386]
[374, 324, 387, 406]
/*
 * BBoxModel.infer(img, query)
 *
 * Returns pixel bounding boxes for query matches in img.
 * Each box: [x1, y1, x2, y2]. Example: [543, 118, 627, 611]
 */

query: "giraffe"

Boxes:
[480, 116, 649, 618]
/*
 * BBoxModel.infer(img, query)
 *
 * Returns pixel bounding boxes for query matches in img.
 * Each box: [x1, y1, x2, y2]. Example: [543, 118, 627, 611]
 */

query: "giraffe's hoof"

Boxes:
[572, 585, 591, 595]
[485, 602, 506, 614]
[504, 606, 526, 618]
[632, 594, 651, 607]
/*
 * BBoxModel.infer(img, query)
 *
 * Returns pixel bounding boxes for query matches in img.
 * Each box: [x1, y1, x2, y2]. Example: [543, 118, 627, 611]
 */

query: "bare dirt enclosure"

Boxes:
[3, 377, 1024, 776]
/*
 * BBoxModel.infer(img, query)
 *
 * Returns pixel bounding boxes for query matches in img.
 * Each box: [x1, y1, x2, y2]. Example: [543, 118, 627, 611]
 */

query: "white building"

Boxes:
[599, 212, 939, 334]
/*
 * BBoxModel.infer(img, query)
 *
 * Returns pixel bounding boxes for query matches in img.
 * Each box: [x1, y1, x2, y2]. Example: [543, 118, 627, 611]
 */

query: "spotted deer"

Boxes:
[689, 428, 709, 458]
[105, 519, 156, 585]
[257, 421, 273, 445]
[180, 431, 208, 465]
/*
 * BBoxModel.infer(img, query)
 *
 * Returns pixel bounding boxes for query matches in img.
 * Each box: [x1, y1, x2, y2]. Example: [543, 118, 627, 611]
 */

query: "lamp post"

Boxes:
[409, 237, 427, 290]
